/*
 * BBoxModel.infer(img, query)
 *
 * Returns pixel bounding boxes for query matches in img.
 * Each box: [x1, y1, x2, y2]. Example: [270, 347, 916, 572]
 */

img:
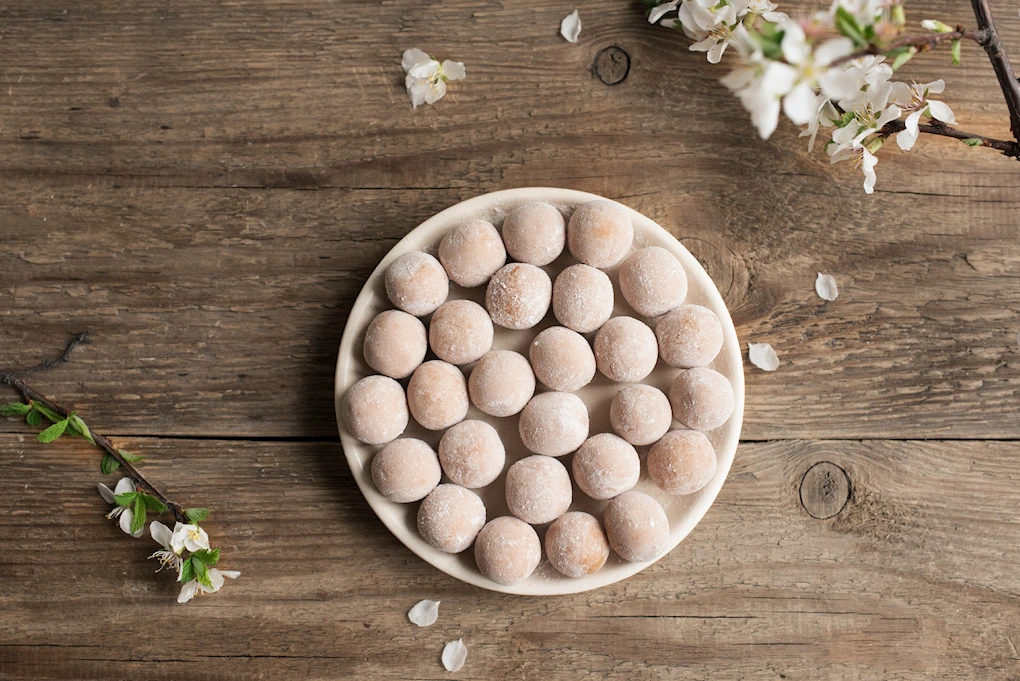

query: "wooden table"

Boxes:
[2, 1, 1019, 679]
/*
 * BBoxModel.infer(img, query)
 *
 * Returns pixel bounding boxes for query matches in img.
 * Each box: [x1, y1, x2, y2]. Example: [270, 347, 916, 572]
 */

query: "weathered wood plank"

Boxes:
[1, 435, 1019, 679]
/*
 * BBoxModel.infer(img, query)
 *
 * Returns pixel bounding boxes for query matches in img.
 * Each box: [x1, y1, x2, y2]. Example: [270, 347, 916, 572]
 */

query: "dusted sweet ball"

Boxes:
[438, 219, 507, 288]
[485, 263, 552, 330]
[529, 326, 596, 392]
[604, 491, 670, 563]
[429, 299, 494, 366]
[342, 375, 408, 445]
[619, 247, 688, 318]
[647, 429, 717, 497]
[669, 367, 735, 431]
[468, 350, 536, 417]
[363, 309, 427, 379]
[439, 420, 506, 489]
[371, 438, 442, 503]
[567, 200, 634, 268]
[407, 360, 469, 431]
[545, 512, 610, 579]
[505, 455, 572, 524]
[594, 316, 658, 383]
[518, 392, 589, 457]
[610, 384, 673, 446]
[502, 202, 566, 266]
[417, 483, 486, 554]
[655, 304, 724, 368]
[385, 251, 449, 317]
[552, 264, 614, 334]
[571, 433, 640, 500]
[474, 516, 542, 585]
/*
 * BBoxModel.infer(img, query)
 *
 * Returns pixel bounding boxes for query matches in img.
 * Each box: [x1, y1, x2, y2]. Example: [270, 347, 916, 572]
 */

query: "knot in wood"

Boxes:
[799, 462, 850, 519]
[594, 46, 630, 86]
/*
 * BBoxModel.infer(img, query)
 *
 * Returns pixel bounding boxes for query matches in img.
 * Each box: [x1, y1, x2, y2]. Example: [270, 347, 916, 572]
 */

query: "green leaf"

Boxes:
[889, 46, 917, 71]
[750, 30, 784, 61]
[25, 408, 43, 426]
[951, 39, 961, 66]
[962, 138, 983, 147]
[1, 402, 31, 416]
[192, 558, 214, 589]
[37, 418, 69, 443]
[179, 557, 195, 584]
[130, 495, 147, 535]
[100, 453, 121, 474]
[118, 449, 144, 463]
[34, 404, 63, 423]
[140, 492, 167, 514]
[185, 508, 211, 524]
[114, 491, 138, 507]
[191, 548, 221, 567]
[834, 7, 868, 46]
[69, 414, 95, 445]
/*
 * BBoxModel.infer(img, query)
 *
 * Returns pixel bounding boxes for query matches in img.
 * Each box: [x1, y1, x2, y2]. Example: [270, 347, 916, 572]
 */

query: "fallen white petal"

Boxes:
[748, 343, 780, 372]
[560, 10, 581, 43]
[442, 638, 467, 672]
[815, 273, 838, 301]
[408, 599, 441, 627]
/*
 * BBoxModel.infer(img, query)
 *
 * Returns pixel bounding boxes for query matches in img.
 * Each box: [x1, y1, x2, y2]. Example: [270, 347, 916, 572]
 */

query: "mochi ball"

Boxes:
[474, 516, 542, 586]
[385, 251, 449, 317]
[545, 512, 610, 579]
[429, 299, 494, 366]
[668, 367, 735, 431]
[552, 264, 614, 334]
[567, 200, 634, 268]
[439, 420, 506, 489]
[619, 247, 688, 318]
[417, 484, 486, 554]
[529, 326, 596, 392]
[518, 392, 589, 457]
[371, 438, 441, 503]
[593, 316, 658, 383]
[610, 384, 673, 446]
[485, 263, 552, 330]
[468, 350, 536, 417]
[604, 491, 670, 563]
[363, 309, 427, 379]
[407, 360, 469, 431]
[647, 429, 717, 497]
[501, 202, 566, 266]
[438, 219, 507, 287]
[505, 455, 572, 525]
[655, 304, 724, 368]
[342, 375, 408, 445]
[571, 433, 640, 500]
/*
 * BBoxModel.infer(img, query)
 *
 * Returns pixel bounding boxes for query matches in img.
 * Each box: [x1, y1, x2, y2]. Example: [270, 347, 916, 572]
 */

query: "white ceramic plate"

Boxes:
[335, 188, 744, 595]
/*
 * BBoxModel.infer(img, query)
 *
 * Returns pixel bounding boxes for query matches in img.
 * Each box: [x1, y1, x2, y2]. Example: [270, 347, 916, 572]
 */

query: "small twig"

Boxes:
[1, 334, 188, 524]
[970, 0, 1020, 141]
[880, 119, 1020, 158]
[834, 28, 989, 67]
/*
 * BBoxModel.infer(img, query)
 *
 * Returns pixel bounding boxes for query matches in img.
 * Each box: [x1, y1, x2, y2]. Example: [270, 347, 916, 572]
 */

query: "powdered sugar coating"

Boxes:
[343, 375, 408, 445]
[604, 491, 670, 563]
[593, 316, 658, 383]
[439, 420, 506, 489]
[545, 511, 610, 579]
[502, 202, 566, 266]
[385, 251, 449, 317]
[485, 263, 552, 330]
[668, 367, 735, 431]
[468, 350, 536, 417]
[518, 392, 589, 457]
[610, 384, 673, 446]
[371, 438, 442, 503]
[407, 360, 469, 431]
[438, 219, 507, 287]
[429, 299, 494, 366]
[363, 309, 427, 379]
[655, 304, 724, 368]
[505, 455, 572, 524]
[647, 429, 717, 497]
[474, 516, 542, 585]
[529, 326, 596, 392]
[619, 247, 688, 318]
[552, 264, 614, 334]
[567, 200, 634, 268]
[571, 433, 640, 500]
[417, 483, 486, 554]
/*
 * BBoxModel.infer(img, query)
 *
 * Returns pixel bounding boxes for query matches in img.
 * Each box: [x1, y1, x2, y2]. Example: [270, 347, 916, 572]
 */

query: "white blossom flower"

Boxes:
[401, 48, 465, 109]
[177, 567, 240, 604]
[171, 522, 210, 553]
[678, 0, 742, 64]
[721, 25, 798, 138]
[890, 79, 955, 150]
[744, 0, 788, 22]
[149, 521, 183, 573]
[649, 1, 679, 24]
[98, 478, 144, 538]
[830, 143, 880, 194]
[778, 21, 856, 124]
[800, 94, 840, 151]
[830, 79, 901, 155]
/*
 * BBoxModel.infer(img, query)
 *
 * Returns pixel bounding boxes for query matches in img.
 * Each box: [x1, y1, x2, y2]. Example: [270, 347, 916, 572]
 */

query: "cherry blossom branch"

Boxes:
[881, 118, 1020, 157]
[834, 28, 989, 66]
[970, 0, 1020, 140]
